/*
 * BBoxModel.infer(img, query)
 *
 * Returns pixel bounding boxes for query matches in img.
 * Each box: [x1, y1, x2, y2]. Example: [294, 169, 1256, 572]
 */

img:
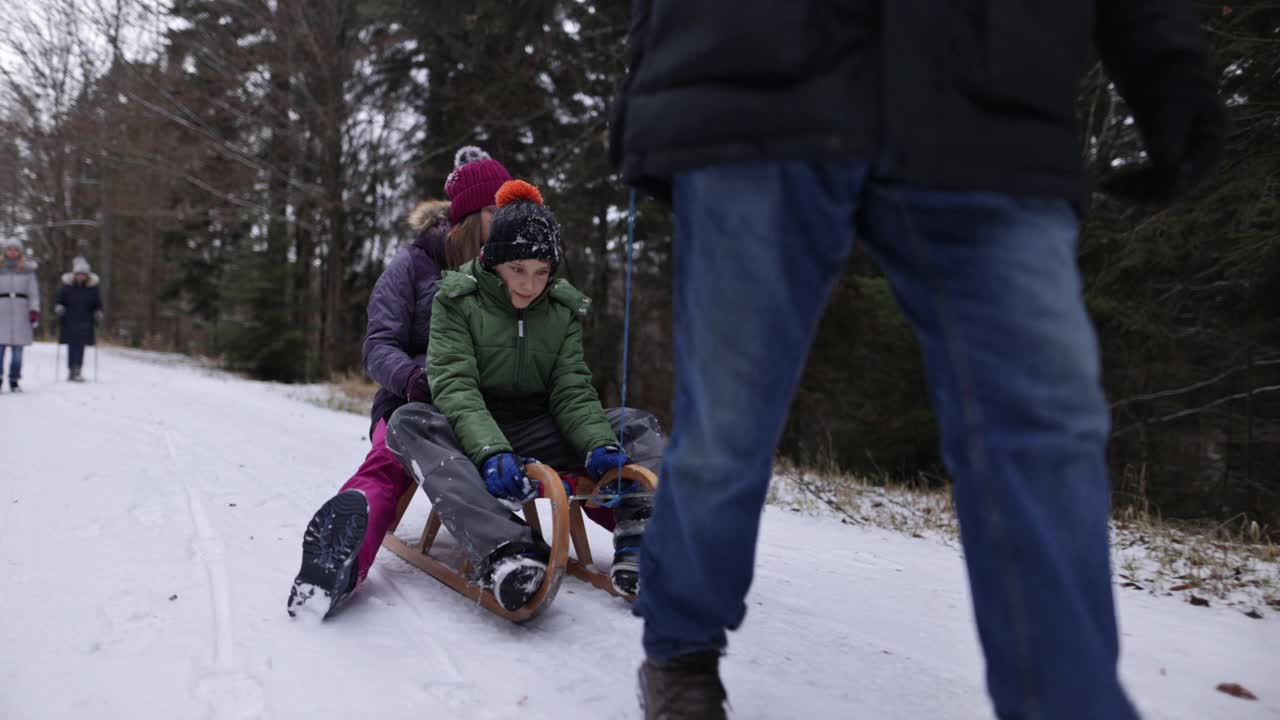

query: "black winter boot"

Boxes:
[488, 546, 549, 612]
[638, 650, 728, 720]
[287, 490, 369, 619]
[610, 537, 641, 596]
[611, 494, 651, 596]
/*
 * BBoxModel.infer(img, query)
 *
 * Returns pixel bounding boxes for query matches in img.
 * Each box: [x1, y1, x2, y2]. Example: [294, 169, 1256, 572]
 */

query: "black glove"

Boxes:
[405, 367, 431, 404]
[1103, 63, 1227, 207]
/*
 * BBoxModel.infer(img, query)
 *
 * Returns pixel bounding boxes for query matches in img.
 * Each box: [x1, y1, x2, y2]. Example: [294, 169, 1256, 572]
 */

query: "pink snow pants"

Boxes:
[339, 419, 414, 583]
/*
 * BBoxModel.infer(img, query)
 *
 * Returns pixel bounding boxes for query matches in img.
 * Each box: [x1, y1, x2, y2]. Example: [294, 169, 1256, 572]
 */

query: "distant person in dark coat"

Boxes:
[56, 256, 103, 383]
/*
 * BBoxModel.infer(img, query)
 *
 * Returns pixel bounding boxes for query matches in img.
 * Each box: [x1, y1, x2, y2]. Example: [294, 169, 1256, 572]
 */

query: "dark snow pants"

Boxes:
[386, 402, 663, 578]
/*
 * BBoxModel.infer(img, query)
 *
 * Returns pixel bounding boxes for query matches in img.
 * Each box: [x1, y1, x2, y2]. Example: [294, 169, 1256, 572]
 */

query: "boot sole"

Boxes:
[287, 490, 369, 619]
[610, 563, 639, 596]
[492, 557, 548, 612]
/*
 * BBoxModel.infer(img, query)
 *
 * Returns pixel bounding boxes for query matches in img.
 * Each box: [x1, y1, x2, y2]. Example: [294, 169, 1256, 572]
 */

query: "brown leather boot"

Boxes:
[638, 650, 728, 720]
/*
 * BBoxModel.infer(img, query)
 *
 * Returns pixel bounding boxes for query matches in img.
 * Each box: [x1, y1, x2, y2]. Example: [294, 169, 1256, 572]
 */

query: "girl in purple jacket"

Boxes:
[288, 147, 512, 619]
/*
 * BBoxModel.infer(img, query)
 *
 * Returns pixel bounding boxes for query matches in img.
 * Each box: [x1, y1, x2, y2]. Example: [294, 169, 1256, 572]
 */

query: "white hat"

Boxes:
[72, 256, 92, 274]
[2, 236, 22, 252]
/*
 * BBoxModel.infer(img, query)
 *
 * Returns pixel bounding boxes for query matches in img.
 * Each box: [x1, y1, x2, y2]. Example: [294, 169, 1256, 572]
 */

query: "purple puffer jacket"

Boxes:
[363, 200, 451, 431]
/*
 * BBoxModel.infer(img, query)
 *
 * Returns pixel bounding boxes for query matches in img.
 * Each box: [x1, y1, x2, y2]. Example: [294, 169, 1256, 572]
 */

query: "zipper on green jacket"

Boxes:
[516, 310, 526, 386]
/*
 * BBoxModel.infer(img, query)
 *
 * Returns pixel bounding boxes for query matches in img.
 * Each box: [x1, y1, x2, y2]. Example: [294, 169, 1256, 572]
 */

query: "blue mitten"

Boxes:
[482, 453, 535, 504]
[585, 444, 632, 482]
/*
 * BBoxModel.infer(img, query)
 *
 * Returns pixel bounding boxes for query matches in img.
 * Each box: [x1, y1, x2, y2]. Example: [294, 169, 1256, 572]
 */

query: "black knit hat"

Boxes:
[481, 180, 562, 272]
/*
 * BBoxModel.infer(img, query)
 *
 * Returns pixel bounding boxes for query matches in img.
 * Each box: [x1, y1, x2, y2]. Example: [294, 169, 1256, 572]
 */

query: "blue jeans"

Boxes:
[638, 161, 1137, 719]
[68, 343, 86, 369]
[0, 344, 22, 382]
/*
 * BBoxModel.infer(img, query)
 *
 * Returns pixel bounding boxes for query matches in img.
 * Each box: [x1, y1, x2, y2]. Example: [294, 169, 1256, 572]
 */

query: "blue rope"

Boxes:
[599, 189, 637, 510]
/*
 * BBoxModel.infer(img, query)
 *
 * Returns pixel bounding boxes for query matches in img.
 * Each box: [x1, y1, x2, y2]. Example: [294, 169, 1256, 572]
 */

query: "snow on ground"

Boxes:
[2, 343, 1276, 719]
[769, 468, 1280, 615]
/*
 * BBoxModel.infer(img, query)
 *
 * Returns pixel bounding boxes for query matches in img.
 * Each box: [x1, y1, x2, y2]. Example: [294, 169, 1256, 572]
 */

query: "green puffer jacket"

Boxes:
[427, 258, 618, 467]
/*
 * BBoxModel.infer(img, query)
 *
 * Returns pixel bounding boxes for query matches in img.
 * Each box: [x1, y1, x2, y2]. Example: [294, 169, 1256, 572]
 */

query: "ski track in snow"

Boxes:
[161, 426, 266, 719]
[3, 343, 1278, 720]
[162, 428, 234, 668]
[372, 561, 464, 682]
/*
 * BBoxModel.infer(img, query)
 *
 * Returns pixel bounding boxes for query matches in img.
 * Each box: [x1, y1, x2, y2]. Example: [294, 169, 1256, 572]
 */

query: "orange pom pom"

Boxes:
[495, 179, 543, 208]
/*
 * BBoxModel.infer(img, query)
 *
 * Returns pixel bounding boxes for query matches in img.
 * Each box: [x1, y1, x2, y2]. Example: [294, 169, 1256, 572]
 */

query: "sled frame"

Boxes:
[381, 463, 658, 622]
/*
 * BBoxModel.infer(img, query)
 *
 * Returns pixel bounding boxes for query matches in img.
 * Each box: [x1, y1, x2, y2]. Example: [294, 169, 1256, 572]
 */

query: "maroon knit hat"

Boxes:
[444, 146, 512, 224]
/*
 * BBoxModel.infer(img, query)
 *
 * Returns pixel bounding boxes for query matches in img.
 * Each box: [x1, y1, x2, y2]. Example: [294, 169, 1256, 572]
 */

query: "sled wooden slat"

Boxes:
[391, 482, 416, 527]
[380, 534, 513, 614]
[419, 512, 442, 554]
[523, 499, 543, 537]
[568, 504, 594, 566]
[567, 559, 623, 595]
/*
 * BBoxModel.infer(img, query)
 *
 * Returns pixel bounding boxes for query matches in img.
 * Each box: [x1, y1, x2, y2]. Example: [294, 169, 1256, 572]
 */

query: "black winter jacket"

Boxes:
[611, 0, 1213, 207]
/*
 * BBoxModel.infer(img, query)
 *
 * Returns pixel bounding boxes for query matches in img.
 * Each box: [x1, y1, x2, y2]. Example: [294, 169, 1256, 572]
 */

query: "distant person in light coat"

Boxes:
[0, 236, 40, 393]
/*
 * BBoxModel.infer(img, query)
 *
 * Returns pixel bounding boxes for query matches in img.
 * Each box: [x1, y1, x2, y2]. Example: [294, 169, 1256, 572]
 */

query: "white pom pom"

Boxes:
[454, 145, 491, 168]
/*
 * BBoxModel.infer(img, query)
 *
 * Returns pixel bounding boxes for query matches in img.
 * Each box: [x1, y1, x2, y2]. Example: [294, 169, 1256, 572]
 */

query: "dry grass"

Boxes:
[1112, 506, 1279, 615]
[768, 459, 960, 541]
[312, 372, 379, 415]
[769, 459, 1280, 616]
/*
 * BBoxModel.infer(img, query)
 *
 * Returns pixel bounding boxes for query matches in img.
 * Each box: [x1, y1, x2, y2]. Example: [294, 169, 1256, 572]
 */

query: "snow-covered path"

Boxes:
[2, 343, 1275, 719]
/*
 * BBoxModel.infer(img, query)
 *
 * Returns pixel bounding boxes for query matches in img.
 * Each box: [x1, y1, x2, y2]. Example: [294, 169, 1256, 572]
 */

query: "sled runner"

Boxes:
[381, 462, 657, 622]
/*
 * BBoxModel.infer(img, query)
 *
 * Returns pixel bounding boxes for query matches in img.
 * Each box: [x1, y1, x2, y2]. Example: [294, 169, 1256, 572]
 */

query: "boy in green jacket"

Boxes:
[386, 180, 663, 611]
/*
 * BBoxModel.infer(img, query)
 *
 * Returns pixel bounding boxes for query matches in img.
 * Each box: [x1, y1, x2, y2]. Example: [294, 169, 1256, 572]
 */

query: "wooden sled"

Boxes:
[382, 462, 658, 623]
